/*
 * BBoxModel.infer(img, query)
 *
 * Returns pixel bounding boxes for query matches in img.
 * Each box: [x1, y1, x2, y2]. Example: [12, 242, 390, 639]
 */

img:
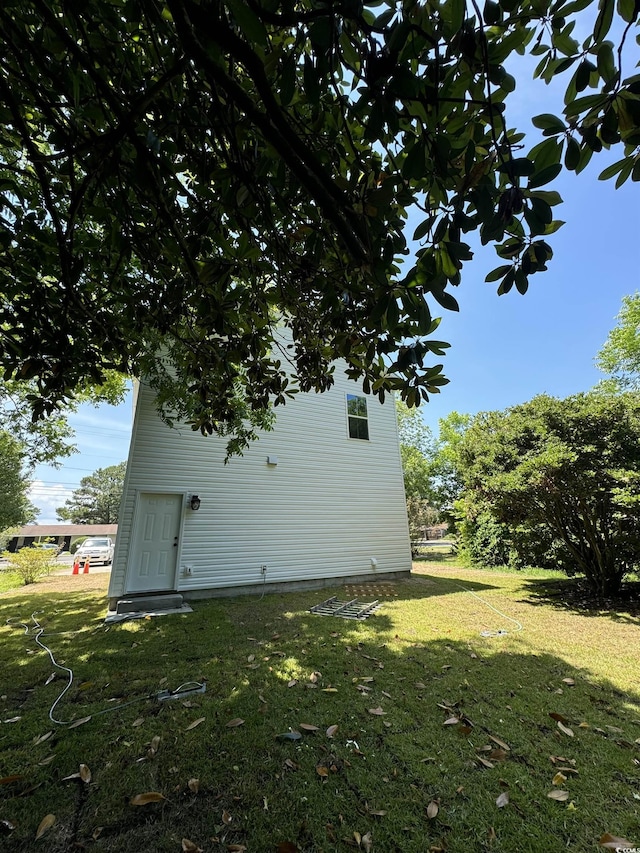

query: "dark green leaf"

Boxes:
[597, 158, 628, 180]
[528, 163, 563, 188]
[484, 0, 502, 23]
[497, 268, 516, 294]
[596, 41, 617, 83]
[531, 113, 566, 133]
[617, 0, 638, 21]
[431, 289, 460, 312]
[594, 0, 615, 40]
[403, 143, 426, 181]
[413, 218, 433, 241]
[226, 0, 269, 46]
[485, 264, 513, 283]
[564, 136, 581, 170]
[500, 158, 536, 177]
[530, 138, 563, 171]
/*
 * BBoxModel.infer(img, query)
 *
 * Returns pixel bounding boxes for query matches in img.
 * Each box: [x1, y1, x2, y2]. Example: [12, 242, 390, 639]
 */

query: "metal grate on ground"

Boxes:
[309, 596, 382, 620]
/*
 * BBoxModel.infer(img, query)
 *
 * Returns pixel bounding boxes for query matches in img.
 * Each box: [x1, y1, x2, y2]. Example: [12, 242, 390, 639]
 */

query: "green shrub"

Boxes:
[1, 547, 57, 584]
[70, 537, 87, 555]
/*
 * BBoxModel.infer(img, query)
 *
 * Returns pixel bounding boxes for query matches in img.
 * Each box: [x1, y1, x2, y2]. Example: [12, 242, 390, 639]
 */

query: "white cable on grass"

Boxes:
[7, 613, 203, 725]
[31, 612, 76, 724]
[429, 579, 524, 637]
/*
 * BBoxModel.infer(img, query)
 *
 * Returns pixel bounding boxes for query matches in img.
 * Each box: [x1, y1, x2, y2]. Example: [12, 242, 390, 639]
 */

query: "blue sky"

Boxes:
[28, 60, 639, 522]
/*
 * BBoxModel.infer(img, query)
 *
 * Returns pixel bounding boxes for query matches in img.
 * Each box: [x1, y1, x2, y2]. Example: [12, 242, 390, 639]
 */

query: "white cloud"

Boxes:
[28, 481, 75, 525]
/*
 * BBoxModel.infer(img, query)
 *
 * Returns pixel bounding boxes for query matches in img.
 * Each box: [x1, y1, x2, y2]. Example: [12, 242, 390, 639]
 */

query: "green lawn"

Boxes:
[0, 564, 638, 852]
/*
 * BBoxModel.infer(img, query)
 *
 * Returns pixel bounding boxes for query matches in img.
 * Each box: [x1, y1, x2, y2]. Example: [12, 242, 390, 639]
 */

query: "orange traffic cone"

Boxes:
[83, 558, 90, 574]
[72, 557, 80, 575]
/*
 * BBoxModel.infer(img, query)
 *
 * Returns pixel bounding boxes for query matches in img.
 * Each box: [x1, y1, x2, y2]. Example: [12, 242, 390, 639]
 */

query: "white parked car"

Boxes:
[76, 537, 114, 566]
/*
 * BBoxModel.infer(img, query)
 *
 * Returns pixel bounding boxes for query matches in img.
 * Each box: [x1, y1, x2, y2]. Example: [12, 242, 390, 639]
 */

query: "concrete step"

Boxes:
[116, 593, 184, 614]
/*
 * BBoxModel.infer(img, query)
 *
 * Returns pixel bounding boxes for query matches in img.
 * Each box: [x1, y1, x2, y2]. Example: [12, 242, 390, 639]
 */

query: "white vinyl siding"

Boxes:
[109, 370, 411, 599]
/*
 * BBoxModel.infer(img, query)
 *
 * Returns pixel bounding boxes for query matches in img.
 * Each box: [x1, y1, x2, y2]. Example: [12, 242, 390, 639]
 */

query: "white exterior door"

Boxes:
[127, 493, 183, 593]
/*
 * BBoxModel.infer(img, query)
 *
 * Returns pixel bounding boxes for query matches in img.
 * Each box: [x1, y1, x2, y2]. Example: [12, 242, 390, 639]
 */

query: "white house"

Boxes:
[107, 368, 411, 612]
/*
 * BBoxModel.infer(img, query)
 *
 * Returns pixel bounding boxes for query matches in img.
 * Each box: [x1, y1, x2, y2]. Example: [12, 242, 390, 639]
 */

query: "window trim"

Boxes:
[346, 393, 370, 441]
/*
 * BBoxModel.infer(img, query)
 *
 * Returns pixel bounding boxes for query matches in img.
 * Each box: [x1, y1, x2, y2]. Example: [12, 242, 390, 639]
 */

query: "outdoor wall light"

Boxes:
[190, 495, 201, 511]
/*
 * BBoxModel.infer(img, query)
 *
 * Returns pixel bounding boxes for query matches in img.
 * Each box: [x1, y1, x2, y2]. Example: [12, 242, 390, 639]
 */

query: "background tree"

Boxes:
[429, 411, 472, 514]
[0, 431, 37, 530]
[0, 374, 127, 467]
[1, 0, 638, 451]
[596, 292, 640, 393]
[57, 462, 126, 525]
[455, 393, 640, 597]
[396, 400, 438, 538]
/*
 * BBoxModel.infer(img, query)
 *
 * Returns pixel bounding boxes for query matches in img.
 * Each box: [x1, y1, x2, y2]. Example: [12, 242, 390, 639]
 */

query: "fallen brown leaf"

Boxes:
[443, 716, 459, 726]
[488, 735, 510, 751]
[129, 792, 166, 805]
[275, 842, 298, 852]
[599, 834, 635, 849]
[326, 724, 339, 738]
[33, 731, 52, 746]
[182, 839, 203, 853]
[562, 678, 575, 686]
[185, 718, 205, 731]
[132, 717, 144, 727]
[549, 712, 570, 724]
[0, 775, 24, 785]
[227, 846, 248, 852]
[35, 814, 55, 839]
[222, 809, 232, 825]
[225, 718, 245, 728]
[427, 800, 439, 819]
[299, 723, 319, 732]
[495, 792, 509, 808]
[68, 716, 91, 729]
[368, 707, 385, 716]
[188, 778, 200, 793]
[488, 749, 508, 762]
[316, 765, 329, 777]
[368, 809, 387, 816]
[547, 789, 570, 801]
[557, 722, 574, 737]
[79, 764, 91, 783]
[362, 831, 373, 852]
[287, 679, 297, 688]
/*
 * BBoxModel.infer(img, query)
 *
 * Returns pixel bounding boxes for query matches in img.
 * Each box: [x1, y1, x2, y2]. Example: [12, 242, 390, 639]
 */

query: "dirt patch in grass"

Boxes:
[342, 583, 402, 598]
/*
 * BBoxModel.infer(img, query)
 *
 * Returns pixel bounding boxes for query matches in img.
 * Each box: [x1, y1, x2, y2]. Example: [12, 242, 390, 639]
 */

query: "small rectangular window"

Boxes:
[347, 394, 369, 440]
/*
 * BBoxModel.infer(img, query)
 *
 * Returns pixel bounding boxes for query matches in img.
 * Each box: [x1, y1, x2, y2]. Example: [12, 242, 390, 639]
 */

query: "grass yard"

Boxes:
[0, 563, 639, 852]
